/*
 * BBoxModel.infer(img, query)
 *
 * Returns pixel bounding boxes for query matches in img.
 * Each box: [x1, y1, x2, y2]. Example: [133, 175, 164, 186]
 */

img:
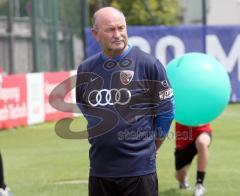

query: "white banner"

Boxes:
[27, 73, 44, 125]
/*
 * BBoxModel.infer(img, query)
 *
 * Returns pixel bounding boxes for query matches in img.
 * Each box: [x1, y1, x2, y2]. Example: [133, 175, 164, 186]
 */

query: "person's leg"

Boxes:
[0, 152, 6, 189]
[120, 173, 158, 196]
[175, 141, 197, 189]
[175, 164, 190, 188]
[195, 133, 211, 185]
[193, 133, 211, 196]
[89, 176, 117, 196]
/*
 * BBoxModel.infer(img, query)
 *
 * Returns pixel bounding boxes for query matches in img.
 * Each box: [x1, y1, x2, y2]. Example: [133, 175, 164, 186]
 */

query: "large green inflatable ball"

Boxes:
[166, 52, 231, 126]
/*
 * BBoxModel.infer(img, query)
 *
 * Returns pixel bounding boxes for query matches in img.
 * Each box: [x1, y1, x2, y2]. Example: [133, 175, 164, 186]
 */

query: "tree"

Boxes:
[0, 0, 8, 16]
[89, 0, 182, 26]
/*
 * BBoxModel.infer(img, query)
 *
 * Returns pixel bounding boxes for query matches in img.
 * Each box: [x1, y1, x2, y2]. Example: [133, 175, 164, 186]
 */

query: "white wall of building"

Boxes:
[180, 0, 240, 25]
[208, 0, 240, 25]
[180, 0, 203, 24]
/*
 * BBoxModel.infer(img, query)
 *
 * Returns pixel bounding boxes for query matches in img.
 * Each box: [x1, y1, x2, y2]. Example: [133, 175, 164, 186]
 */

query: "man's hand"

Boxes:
[155, 138, 165, 152]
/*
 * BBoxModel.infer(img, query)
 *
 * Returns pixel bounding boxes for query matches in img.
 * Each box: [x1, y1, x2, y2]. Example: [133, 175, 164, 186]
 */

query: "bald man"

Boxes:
[76, 7, 175, 196]
[92, 7, 128, 57]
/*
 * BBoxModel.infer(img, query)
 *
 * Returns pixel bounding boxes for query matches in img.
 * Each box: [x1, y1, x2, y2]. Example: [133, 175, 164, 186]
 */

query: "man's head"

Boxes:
[92, 7, 128, 58]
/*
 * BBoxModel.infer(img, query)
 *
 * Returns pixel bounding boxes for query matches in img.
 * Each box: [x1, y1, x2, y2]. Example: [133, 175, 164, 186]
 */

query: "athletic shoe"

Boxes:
[193, 183, 206, 196]
[0, 187, 12, 196]
[179, 181, 191, 190]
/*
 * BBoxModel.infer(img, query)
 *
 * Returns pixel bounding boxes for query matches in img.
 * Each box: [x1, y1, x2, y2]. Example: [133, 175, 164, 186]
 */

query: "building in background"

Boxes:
[0, 0, 84, 74]
[180, 0, 240, 25]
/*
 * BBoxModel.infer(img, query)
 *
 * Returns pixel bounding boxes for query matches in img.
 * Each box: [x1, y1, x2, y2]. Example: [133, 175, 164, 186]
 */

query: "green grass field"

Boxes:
[0, 104, 240, 196]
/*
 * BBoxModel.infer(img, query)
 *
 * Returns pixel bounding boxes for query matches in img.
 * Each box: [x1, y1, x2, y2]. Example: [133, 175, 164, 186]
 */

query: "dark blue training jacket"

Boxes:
[76, 46, 174, 177]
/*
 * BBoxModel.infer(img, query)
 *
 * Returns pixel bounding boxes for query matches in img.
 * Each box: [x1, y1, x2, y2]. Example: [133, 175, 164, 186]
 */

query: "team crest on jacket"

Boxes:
[120, 70, 134, 85]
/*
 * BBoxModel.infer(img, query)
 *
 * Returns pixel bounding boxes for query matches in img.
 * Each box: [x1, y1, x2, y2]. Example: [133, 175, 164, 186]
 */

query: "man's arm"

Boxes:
[150, 59, 175, 151]
[155, 98, 175, 151]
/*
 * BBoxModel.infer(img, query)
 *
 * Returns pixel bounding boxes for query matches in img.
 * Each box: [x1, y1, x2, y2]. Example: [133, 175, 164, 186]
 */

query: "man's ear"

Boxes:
[92, 28, 99, 41]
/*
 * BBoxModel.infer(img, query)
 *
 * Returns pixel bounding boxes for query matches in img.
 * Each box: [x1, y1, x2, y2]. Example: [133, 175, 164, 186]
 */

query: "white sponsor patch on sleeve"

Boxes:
[159, 88, 173, 100]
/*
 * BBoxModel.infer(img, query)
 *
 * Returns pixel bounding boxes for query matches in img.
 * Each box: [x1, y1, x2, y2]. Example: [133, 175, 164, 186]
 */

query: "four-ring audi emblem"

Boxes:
[88, 88, 131, 107]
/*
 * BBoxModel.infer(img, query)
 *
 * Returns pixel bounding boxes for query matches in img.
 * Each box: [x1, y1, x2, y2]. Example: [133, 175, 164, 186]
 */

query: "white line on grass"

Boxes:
[55, 180, 88, 185]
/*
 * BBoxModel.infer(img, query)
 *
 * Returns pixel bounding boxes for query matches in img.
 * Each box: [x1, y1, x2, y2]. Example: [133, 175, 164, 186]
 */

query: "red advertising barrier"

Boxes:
[0, 71, 75, 130]
[0, 74, 27, 129]
[44, 71, 73, 122]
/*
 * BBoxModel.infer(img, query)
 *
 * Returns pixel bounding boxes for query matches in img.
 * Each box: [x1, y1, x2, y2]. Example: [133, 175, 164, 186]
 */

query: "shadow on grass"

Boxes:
[158, 188, 184, 196]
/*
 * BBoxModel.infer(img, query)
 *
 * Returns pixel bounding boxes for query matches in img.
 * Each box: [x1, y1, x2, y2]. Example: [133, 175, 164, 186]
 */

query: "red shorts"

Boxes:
[175, 122, 212, 150]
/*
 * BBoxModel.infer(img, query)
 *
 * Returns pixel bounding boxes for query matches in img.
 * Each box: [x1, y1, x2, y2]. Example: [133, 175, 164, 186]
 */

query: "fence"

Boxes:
[0, 0, 85, 74]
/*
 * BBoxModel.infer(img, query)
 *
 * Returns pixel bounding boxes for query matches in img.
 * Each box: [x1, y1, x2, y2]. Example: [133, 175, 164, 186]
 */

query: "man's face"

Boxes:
[92, 14, 128, 57]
